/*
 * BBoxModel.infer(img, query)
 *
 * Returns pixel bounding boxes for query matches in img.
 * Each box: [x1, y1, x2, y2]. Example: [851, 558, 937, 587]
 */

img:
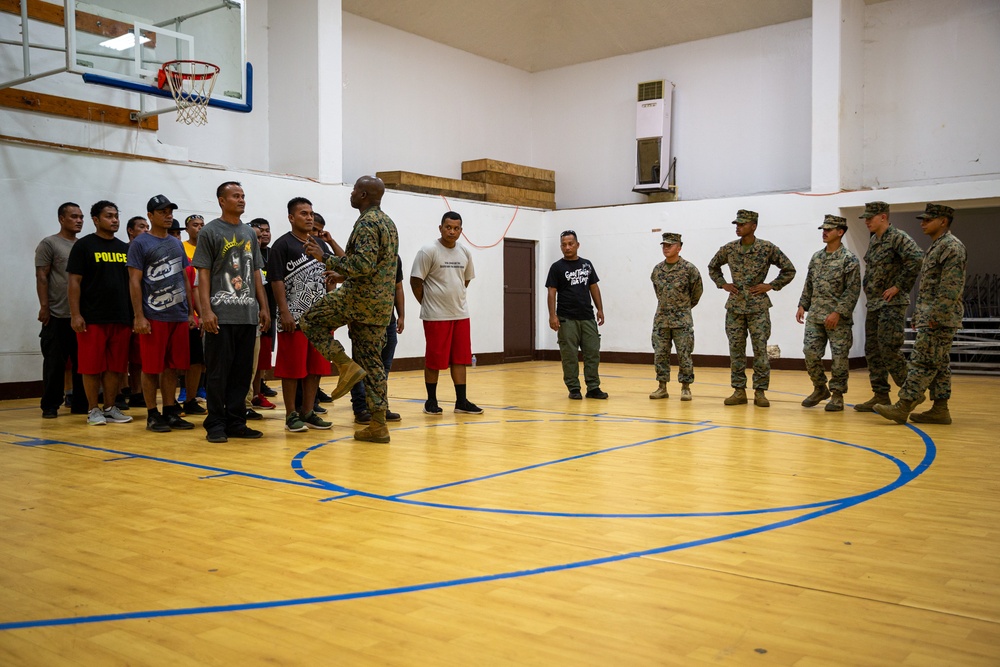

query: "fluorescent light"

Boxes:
[99, 32, 150, 51]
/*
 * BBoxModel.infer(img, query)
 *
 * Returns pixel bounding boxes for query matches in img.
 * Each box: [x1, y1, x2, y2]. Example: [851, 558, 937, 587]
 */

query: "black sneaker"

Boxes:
[206, 431, 228, 443]
[165, 410, 195, 430]
[114, 394, 130, 411]
[227, 425, 263, 439]
[245, 408, 263, 421]
[315, 388, 333, 403]
[183, 399, 207, 415]
[128, 393, 146, 409]
[568, 390, 583, 400]
[260, 381, 278, 398]
[385, 409, 401, 422]
[42, 408, 59, 419]
[354, 411, 372, 425]
[146, 413, 171, 433]
[312, 401, 328, 414]
[455, 401, 484, 415]
[423, 400, 443, 415]
[585, 388, 609, 399]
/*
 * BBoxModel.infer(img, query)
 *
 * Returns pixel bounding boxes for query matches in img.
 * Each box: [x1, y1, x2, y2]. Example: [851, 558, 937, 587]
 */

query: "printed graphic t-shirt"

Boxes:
[191, 218, 263, 326]
[267, 232, 328, 326]
[127, 232, 190, 322]
[66, 233, 131, 324]
[545, 256, 599, 320]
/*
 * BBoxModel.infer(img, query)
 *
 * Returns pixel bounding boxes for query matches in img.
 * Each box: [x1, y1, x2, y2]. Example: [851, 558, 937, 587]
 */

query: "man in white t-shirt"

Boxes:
[410, 211, 483, 415]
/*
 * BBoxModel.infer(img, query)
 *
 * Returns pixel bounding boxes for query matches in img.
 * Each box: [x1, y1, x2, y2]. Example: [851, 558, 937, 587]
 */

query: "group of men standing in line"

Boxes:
[632, 201, 966, 425]
[35, 186, 969, 440]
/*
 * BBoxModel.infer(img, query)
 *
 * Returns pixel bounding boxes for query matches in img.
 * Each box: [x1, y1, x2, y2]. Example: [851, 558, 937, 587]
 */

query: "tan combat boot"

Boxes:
[754, 389, 770, 408]
[649, 382, 669, 399]
[680, 383, 692, 401]
[354, 410, 390, 443]
[873, 398, 919, 424]
[853, 393, 891, 412]
[331, 360, 367, 400]
[724, 388, 747, 405]
[909, 399, 952, 425]
[801, 384, 831, 408]
[824, 391, 844, 412]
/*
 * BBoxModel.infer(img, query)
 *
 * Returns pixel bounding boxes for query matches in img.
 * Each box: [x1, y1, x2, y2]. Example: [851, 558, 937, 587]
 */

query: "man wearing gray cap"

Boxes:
[650, 232, 703, 400]
[796, 215, 861, 411]
[854, 201, 923, 412]
[875, 204, 966, 425]
[708, 210, 796, 407]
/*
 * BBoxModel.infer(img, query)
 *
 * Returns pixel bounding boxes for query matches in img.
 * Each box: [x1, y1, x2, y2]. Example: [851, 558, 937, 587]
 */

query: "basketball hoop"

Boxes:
[157, 60, 220, 126]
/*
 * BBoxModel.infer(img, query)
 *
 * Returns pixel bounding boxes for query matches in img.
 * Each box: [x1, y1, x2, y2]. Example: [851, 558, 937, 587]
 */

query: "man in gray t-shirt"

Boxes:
[191, 181, 269, 442]
[35, 202, 88, 418]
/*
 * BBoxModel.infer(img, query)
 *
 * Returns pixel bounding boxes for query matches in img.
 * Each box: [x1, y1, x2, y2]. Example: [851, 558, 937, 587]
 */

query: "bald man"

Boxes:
[300, 176, 400, 443]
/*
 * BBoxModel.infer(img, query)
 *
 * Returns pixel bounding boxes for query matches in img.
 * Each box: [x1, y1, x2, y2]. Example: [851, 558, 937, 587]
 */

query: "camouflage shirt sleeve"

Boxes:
[835, 251, 861, 318]
[324, 217, 378, 278]
[890, 227, 923, 294]
[797, 251, 819, 312]
[768, 243, 796, 291]
[688, 261, 704, 308]
[707, 244, 729, 287]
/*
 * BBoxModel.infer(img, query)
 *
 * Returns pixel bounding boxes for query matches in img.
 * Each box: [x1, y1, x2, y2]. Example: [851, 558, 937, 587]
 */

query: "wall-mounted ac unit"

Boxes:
[634, 79, 673, 192]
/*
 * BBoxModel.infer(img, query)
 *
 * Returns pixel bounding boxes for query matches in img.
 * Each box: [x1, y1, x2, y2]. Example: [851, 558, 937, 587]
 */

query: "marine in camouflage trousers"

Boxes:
[652, 326, 694, 384]
[864, 307, 908, 394]
[900, 327, 955, 402]
[300, 290, 389, 414]
[803, 321, 852, 393]
[725, 310, 771, 390]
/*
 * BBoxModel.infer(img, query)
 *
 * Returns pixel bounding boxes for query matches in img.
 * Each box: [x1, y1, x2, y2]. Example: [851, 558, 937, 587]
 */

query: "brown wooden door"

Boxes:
[503, 239, 535, 362]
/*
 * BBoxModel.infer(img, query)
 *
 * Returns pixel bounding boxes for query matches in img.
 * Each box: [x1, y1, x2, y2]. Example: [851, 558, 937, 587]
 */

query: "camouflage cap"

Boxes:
[732, 209, 758, 225]
[916, 203, 955, 220]
[818, 214, 848, 230]
[660, 232, 682, 245]
[859, 201, 890, 219]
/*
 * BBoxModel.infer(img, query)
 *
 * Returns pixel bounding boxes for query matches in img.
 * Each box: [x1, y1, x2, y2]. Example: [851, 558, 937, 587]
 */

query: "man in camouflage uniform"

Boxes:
[854, 201, 923, 412]
[650, 232, 703, 400]
[795, 215, 861, 412]
[875, 204, 966, 425]
[708, 209, 796, 407]
[300, 176, 400, 443]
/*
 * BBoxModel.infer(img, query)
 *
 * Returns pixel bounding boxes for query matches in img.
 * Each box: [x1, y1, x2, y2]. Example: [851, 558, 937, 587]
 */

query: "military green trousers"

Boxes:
[557, 318, 601, 392]
[725, 310, 771, 390]
[900, 326, 955, 402]
[864, 307, 907, 394]
[652, 326, 694, 384]
[803, 320, 852, 393]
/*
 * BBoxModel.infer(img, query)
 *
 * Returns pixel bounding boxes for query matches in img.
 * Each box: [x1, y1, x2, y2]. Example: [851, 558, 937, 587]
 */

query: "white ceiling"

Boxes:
[342, 0, 819, 72]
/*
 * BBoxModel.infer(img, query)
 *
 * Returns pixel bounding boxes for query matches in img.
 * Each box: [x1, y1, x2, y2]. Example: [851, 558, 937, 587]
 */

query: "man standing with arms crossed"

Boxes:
[411, 211, 483, 415]
[875, 204, 967, 425]
[649, 232, 703, 401]
[35, 202, 88, 418]
[67, 200, 133, 425]
[795, 215, 861, 412]
[546, 230, 608, 400]
[128, 195, 197, 432]
[300, 176, 399, 443]
[192, 182, 270, 443]
[708, 209, 796, 407]
[853, 201, 923, 412]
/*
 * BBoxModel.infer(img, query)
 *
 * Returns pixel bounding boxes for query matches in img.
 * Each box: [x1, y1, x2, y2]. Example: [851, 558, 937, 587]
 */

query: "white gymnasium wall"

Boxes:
[529, 19, 814, 209]
[340, 13, 535, 184]
[863, 0, 1000, 189]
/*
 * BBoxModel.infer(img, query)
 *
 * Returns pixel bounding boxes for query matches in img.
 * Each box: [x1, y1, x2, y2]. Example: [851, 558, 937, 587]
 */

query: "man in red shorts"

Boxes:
[410, 211, 483, 415]
[127, 195, 198, 432]
[67, 200, 133, 425]
[268, 197, 332, 432]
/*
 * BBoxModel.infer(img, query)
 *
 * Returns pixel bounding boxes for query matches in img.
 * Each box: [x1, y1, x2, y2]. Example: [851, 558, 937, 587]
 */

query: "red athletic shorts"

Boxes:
[423, 319, 472, 370]
[139, 320, 190, 375]
[274, 330, 331, 379]
[258, 334, 274, 371]
[77, 323, 131, 375]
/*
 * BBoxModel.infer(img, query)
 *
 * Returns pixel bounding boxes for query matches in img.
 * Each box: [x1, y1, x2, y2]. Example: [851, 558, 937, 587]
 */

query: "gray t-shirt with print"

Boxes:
[191, 218, 263, 325]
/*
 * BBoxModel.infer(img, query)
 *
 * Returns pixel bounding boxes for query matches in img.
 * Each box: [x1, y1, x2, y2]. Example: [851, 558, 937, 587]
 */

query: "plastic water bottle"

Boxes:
[471, 354, 477, 367]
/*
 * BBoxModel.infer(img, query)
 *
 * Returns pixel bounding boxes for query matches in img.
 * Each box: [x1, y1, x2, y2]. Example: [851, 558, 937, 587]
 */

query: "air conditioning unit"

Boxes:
[634, 79, 673, 192]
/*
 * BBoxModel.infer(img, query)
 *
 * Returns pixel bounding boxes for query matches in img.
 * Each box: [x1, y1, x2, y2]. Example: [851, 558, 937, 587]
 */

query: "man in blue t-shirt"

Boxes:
[545, 230, 607, 400]
[127, 195, 197, 433]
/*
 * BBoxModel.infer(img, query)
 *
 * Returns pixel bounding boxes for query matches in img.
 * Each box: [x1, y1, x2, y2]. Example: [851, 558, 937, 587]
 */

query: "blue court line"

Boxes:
[0, 424, 936, 631]
[4, 434, 326, 492]
[0, 495, 888, 631]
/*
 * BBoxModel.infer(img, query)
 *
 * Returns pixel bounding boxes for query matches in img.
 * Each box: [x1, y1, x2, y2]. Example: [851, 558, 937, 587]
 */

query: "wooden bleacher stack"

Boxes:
[377, 159, 556, 210]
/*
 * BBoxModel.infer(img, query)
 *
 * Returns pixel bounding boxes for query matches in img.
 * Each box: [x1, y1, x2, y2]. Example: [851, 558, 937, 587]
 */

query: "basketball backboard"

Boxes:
[0, 0, 250, 114]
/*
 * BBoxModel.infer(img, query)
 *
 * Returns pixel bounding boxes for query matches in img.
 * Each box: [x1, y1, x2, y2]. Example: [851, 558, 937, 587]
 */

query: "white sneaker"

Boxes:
[87, 407, 107, 426]
[103, 406, 133, 424]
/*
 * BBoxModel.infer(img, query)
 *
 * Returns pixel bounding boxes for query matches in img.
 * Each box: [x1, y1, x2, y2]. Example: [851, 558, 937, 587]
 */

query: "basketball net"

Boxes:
[159, 60, 220, 126]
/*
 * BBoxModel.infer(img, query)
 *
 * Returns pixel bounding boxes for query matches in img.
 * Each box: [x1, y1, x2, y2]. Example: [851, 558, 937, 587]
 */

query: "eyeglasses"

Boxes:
[560, 230, 576, 238]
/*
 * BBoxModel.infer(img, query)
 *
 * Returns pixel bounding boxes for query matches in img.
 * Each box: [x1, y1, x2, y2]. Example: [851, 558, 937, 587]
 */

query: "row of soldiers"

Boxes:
[650, 201, 967, 425]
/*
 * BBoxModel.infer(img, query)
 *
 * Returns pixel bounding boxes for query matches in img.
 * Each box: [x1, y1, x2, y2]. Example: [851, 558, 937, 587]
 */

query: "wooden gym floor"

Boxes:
[0, 361, 998, 666]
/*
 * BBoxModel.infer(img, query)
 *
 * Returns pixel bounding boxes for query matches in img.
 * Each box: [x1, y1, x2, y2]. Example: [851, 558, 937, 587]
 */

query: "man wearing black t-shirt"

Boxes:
[67, 200, 134, 426]
[545, 230, 607, 399]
